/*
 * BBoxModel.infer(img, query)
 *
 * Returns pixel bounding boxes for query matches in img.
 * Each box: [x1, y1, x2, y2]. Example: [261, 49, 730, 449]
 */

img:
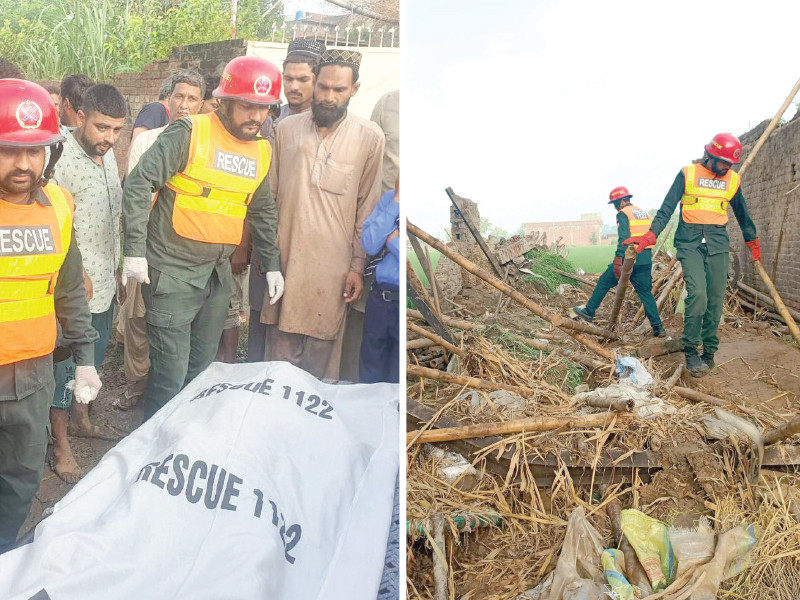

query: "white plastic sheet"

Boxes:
[0, 361, 399, 600]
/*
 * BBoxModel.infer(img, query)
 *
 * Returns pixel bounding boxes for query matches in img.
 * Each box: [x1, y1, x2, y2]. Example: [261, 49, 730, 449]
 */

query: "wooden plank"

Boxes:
[406, 281, 454, 344]
[407, 399, 657, 487]
[445, 186, 504, 277]
[408, 231, 441, 313]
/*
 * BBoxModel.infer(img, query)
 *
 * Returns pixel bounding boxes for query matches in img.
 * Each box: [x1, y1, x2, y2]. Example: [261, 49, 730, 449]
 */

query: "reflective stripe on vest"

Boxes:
[620, 204, 654, 248]
[680, 163, 739, 226]
[167, 112, 271, 245]
[0, 184, 73, 365]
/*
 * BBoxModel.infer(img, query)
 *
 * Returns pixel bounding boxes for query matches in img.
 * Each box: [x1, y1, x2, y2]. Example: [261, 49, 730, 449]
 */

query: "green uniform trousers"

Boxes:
[0, 377, 54, 554]
[678, 245, 729, 355]
[142, 267, 230, 421]
[585, 263, 662, 328]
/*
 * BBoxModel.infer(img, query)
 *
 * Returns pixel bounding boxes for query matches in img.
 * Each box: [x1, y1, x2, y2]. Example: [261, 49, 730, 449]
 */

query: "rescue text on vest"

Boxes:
[697, 178, 727, 191]
[214, 150, 257, 179]
[0, 226, 56, 255]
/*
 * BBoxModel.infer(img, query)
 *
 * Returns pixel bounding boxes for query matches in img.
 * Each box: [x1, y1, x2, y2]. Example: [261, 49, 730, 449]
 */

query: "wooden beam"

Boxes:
[407, 364, 534, 396]
[406, 269, 454, 344]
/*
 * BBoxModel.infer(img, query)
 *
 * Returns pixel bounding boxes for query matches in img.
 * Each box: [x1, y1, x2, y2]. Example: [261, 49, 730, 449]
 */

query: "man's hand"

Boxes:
[121, 257, 150, 285]
[622, 231, 657, 254]
[71, 365, 102, 403]
[343, 271, 363, 304]
[266, 271, 284, 305]
[230, 242, 249, 274]
[82, 269, 93, 301]
[115, 272, 127, 305]
[746, 238, 762, 262]
[613, 256, 623, 279]
[387, 229, 399, 246]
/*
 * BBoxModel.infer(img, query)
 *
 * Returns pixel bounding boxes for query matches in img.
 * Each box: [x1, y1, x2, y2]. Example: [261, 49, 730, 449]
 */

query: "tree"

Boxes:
[590, 231, 598, 245]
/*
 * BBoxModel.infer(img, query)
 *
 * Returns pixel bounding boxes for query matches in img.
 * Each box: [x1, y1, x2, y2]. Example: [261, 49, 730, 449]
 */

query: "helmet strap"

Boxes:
[39, 142, 63, 187]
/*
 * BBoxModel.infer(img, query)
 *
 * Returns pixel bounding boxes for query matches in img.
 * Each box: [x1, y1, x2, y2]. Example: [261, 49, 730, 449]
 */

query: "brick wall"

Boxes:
[731, 117, 800, 311]
[109, 39, 249, 176]
[522, 219, 602, 246]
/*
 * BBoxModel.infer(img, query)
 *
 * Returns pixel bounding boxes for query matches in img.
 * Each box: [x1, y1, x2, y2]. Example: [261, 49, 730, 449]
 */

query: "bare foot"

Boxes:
[47, 445, 83, 484]
[68, 421, 122, 441]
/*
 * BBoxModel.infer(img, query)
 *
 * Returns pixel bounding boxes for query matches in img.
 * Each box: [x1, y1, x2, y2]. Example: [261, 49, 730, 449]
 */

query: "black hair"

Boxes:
[81, 84, 127, 119]
[314, 62, 359, 84]
[283, 55, 318, 71]
[43, 82, 60, 95]
[60, 74, 94, 111]
[0, 58, 23, 78]
[203, 74, 220, 101]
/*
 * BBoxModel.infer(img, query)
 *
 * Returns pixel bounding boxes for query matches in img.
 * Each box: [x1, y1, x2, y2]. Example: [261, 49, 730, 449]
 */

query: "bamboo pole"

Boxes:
[606, 499, 653, 595]
[633, 256, 679, 325]
[652, 221, 675, 259]
[737, 281, 800, 321]
[737, 296, 785, 324]
[407, 364, 534, 396]
[407, 221, 618, 361]
[584, 397, 635, 412]
[664, 364, 684, 392]
[752, 262, 800, 346]
[407, 412, 632, 445]
[425, 245, 442, 315]
[407, 309, 478, 331]
[763, 415, 800, 446]
[408, 332, 462, 350]
[407, 321, 464, 357]
[608, 245, 638, 331]
[655, 264, 683, 311]
[738, 76, 800, 177]
[672, 386, 728, 408]
[431, 513, 448, 600]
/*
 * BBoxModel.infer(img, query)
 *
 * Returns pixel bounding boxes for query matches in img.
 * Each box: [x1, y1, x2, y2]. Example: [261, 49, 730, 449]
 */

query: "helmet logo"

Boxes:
[254, 75, 272, 96]
[16, 101, 42, 129]
[733, 148, 741, 159]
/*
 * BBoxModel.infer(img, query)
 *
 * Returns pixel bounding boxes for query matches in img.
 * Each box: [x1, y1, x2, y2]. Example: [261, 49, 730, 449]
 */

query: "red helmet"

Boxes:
[0, 79, 64, 147]
[608, 186, 632, 204]
[704, 133, 742, 164]
[213, 56, 282, 105]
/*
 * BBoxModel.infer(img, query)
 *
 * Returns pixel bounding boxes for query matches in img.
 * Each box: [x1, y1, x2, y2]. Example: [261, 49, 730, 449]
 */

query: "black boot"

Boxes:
[685, 351, 710, 378]
[652, 324, 666, 338]
[701, 352, 715, 370]
[573, 306, 594, 322]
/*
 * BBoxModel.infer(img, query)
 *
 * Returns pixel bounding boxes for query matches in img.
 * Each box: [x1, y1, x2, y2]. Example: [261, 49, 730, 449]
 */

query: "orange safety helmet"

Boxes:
[704, 133, 742, 164]
[213, 56, 282, 105]
[608, 186, 632, 204]
[0, 79, 64, 147]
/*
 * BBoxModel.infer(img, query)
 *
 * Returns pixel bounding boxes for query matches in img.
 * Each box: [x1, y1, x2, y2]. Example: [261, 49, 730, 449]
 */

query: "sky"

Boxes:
[404, 0, 800, 238]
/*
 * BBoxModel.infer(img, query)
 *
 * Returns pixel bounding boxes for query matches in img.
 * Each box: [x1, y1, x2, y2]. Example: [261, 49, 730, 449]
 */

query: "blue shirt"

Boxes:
[361, 189, 399, 287]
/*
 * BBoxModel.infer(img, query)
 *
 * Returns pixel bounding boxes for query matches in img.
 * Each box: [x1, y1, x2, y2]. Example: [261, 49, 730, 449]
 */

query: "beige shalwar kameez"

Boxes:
[261, 110, 384, 378]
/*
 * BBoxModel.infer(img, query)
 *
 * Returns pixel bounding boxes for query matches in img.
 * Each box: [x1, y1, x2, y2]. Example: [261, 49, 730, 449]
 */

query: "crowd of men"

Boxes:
[0, 41, 399, 554]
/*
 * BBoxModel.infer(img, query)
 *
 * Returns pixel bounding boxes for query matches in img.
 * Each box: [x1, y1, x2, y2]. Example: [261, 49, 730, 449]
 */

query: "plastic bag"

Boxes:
[615, 357, 654, 388]
[620, 509, 676, 591]
[669, 517, 715, 576]
[690, 524, 757, 600]
[601, 549, 636, 600]
[546, 507, 610, 599]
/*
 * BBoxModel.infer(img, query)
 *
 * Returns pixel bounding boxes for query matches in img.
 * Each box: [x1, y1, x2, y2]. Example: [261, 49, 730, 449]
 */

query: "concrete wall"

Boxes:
[109, 39, 400, 177]
[732, 118, 800, 310]
[522, 219, 602, 247]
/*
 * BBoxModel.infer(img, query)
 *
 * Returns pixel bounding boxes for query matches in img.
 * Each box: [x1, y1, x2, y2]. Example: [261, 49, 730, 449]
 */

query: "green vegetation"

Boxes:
[563, 245, 616, 274]
[0, 0, 283, 80]
[522, 248, 580, 292]
[408, 249, 440, 287]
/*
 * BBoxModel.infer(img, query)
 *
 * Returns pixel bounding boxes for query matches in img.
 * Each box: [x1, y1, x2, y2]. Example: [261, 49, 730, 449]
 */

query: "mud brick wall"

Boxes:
[110, 39, 248, 176]
[732, 118, 800, 311]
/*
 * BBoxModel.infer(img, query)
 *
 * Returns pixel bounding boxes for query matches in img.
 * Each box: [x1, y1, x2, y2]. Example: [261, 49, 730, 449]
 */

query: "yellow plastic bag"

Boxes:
[620, 509, 676, 591]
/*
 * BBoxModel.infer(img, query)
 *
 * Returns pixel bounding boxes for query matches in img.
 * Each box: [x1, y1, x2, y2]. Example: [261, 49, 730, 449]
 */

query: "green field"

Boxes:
[408, 250, 440, 286]
[564, 245, 616, 274]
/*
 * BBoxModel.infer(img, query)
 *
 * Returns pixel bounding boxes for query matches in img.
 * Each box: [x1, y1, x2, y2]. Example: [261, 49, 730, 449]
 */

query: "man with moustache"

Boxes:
[122, 56, 284, 420]
[117, 69, 205, 410]
[247, 38, 325, 362]
[261, 49, 385, 379]
[0, 80, 100, 552]
[49, 84, 126, 483]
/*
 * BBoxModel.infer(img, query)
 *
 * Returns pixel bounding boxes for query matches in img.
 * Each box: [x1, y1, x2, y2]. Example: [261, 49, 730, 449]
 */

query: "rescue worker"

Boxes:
[122, 56, 284, 420]
[0, 79, 101, 553]
[625, 133, 760, 377]
[573, 187, 665, 337]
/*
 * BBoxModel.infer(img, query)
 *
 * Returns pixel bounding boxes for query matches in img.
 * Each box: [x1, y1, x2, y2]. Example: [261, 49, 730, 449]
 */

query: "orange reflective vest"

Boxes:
[680, 163, 739, 226]
[166, 112, 271, 245]
[0, 184, 73, 365]
[620, 204, 654, 248]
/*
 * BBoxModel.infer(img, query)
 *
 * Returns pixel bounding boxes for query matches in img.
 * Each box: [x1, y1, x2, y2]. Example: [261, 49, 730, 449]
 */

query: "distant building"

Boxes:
[523, 213, 611, 246]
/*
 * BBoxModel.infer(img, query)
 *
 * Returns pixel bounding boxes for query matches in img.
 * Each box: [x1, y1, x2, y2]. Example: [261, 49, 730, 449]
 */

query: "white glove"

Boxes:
[70, 365, 102, 404]
[121, 256, 150, 285]
[266, 271, 284, 305]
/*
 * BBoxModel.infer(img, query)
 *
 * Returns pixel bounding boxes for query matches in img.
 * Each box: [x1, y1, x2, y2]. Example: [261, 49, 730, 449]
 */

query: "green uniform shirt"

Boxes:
[650, 169, 757, 256]
[616, 208, 651, 266]
[123, 118, 280, 289]
[0, 188, 97, 401]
